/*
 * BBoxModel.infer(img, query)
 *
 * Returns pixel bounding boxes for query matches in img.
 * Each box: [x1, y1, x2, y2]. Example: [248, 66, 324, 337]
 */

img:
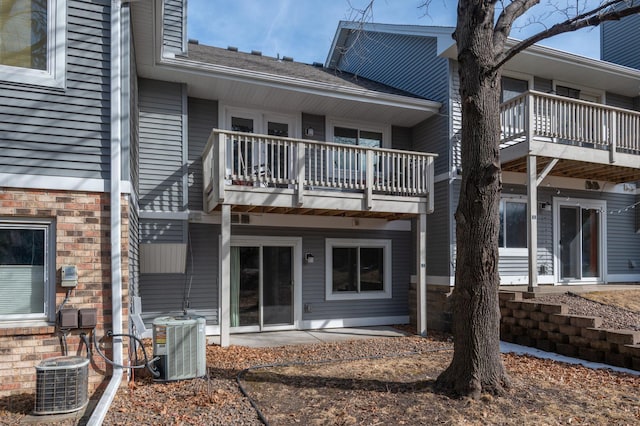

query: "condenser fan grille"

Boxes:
[34, 356, 89, 415]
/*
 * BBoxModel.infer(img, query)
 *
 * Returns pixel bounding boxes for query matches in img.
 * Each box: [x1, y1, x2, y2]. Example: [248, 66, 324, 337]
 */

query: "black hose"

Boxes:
[80, 333, 92, 359]
[236, 347, 453, 426]
[92, 330, 161, 379]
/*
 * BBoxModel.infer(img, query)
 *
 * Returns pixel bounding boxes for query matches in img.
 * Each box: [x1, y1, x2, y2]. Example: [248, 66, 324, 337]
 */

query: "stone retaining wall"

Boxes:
[500, 291, 640, 371]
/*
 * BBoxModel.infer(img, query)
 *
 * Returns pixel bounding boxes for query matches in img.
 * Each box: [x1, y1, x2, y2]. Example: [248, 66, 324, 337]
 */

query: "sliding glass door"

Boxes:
[555, 199, 606, 283]
[230, 237, 300, 332]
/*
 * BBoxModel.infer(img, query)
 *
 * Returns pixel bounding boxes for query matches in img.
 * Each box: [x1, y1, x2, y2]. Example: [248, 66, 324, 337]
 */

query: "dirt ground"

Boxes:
[1, 289, 639, 425]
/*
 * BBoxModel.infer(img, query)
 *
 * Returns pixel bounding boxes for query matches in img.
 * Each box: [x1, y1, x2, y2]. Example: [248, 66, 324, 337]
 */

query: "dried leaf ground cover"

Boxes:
[2, 289, 639, 425]
[242, 351, 640, 425]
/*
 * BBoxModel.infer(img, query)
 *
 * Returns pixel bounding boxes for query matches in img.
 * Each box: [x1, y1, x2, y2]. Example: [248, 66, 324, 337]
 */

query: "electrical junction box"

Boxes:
[78, 309, 97, 329]
[60, 265, 78, 287]
[59, 309, 79, 329]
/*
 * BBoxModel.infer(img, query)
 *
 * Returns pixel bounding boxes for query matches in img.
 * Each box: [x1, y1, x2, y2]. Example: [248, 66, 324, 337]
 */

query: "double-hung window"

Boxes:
[0, 0, 66, 87]
[0, 221, 53, 321]
[499, 198, 527, 251]
[326, 238, 392, 300]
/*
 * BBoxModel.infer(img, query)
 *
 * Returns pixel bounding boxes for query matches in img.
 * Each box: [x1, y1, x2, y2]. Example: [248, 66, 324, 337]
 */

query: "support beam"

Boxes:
[219, 204, 231, 347]
[416, 213, 427, 336]
[536, 158, 558, 187]
[527, 155, 538, 291]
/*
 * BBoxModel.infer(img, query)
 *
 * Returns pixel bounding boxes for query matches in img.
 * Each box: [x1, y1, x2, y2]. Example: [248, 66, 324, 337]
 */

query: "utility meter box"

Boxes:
[60, 265, 78, 287]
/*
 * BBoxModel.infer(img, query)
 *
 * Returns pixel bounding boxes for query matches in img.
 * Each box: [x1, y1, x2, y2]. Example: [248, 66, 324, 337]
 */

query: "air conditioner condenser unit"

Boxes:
[152, 315, 206, 381]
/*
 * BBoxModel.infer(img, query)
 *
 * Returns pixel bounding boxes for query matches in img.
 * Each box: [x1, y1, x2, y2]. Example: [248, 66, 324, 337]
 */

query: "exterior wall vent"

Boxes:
[153, 316, 207, 381]
[34, 356, 89, 415]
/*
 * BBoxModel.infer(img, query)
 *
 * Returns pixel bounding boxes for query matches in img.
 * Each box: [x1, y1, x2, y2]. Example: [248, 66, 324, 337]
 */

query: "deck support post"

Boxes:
[527, 155, 538, 292]
[219, 204, 231, 347]
[417, 212, 427, 336]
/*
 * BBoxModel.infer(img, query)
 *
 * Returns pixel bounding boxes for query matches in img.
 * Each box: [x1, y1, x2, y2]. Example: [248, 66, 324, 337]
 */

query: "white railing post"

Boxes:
[296, 142, 305, 206]
[217, 132, 226, 203]
[365, 150, 374, 210]
[610, 110, 617, 164]
[426, 156, 435, 213]
[527, 92, 535, 143]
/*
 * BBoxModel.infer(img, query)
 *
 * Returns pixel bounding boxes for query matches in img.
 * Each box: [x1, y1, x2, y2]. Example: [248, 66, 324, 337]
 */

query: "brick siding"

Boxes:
[0, 188, 129, 397]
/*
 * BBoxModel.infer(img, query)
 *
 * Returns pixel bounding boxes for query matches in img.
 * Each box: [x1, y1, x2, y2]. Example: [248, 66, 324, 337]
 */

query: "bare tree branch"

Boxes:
[494, 0, 640, 71]
[494, 0, 541, 51]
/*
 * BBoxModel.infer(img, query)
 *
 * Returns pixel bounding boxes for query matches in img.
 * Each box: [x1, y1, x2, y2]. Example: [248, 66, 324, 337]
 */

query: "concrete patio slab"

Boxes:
[227, 326, 409, 348]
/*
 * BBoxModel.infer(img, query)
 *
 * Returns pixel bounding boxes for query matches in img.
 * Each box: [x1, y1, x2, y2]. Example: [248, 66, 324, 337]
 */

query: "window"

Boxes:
[0, 0, 66, 87]
[499, 199, 527, 249]
[334, 126, 382, 149]
[501, 77, 528, 103]
[0, 221, 53, 321]
[325, 238, 392, 300]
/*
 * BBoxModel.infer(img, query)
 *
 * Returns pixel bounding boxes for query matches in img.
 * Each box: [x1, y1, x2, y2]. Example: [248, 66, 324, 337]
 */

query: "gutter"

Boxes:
[88, 1, 124, 423]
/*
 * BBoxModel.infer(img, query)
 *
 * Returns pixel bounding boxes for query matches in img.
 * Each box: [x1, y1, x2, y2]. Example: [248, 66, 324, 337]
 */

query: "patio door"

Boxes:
[554, 199, 606, 283]
[230, 237, 301, 332]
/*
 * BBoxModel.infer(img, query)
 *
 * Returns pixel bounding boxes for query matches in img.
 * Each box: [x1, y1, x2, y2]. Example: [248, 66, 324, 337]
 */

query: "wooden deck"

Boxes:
[202, 130, 437, 219]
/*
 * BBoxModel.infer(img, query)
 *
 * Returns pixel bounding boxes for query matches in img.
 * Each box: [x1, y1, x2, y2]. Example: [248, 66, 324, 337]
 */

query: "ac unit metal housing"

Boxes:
[34, 356, 89, 415]
[153, 315, 206, 381]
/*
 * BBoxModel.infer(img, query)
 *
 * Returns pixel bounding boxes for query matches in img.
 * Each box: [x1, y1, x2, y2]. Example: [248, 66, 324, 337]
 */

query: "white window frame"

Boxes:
[222, 105, 300, 137]
[325, 238, 392, 301]
[552, 80, 605, 104]
[326, 117, 390, 149]
[0, 219, 55, 323]
[498, 196, 528, 256]
[0, 0, 66, 88]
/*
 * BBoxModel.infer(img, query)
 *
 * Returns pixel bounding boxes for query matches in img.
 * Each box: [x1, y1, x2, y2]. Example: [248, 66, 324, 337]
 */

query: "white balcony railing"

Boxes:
[500, 90, 640, 156]
[203, 130, 436, 213]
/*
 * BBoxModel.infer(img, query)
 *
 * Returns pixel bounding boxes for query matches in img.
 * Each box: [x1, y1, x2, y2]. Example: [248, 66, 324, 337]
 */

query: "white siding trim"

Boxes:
[190, 212, 412, 231]
[301, 316, 409, 330]
[0, 173, 131, 193]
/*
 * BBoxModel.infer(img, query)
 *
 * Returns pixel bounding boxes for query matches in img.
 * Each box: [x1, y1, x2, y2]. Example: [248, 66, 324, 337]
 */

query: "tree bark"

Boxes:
[435, 0, 510, 397]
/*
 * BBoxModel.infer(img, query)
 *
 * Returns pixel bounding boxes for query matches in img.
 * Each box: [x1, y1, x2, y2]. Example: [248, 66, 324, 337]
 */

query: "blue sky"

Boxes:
[187, 0, 603, 65]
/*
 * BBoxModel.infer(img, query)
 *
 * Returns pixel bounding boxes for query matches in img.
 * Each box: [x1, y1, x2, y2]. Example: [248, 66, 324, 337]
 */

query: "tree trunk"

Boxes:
[435, 0, 510, 398]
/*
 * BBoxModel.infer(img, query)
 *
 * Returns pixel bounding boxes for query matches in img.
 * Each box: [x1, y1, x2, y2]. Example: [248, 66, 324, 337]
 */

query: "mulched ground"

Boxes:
[1, 291, 639, 425]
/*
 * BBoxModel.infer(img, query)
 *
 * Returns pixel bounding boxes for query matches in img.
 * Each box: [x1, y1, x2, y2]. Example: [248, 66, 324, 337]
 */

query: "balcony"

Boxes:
[202, 130, 436, 219]
[500, 90, 640, 183]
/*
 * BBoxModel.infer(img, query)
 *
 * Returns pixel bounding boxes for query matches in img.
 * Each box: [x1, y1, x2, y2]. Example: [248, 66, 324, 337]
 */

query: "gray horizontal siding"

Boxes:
[391, 126, 412, 151]
[337, 31, 449, 103]
[602, 15, 640, 70]
[534, 77, 553, 94]
[0, 0, 111, 180]
[606, 92, 636, 110]
[140, 219, 186, 244]
[302, 113, 326, 142]
[232, 226, 412, 321]
[140, 223, 219, 324]
[601, 192, 640, 275]
[138, 79, 185, 211]
[426, 180, 451, 277]
[163, 0, 186, 54]
[188, 98, 218, 211]
[138, 224, 413, 326]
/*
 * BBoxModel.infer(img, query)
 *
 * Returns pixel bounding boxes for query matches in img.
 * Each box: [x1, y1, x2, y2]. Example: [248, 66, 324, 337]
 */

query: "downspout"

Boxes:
[88, 1, 124, 423]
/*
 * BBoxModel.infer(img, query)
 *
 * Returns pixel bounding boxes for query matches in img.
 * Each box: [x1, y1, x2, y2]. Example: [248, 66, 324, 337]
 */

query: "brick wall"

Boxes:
[0, 188, 129, 397]
[500, 291, 640, 371]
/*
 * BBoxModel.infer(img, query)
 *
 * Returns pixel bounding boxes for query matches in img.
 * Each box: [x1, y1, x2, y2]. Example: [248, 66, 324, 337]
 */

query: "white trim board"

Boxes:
[189, 211, 412, 231]
[0, 173, 129, 193]
[503, 172, 638, 195]
[301, 315, 409, 331]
